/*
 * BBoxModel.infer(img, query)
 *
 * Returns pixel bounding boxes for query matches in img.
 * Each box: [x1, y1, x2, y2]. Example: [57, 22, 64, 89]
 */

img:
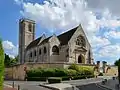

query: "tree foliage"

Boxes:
[4, 54, 18, 67]
[114, 58, 120, 84]
[0, 39, 4, 90]
[114, 58, 120, 66]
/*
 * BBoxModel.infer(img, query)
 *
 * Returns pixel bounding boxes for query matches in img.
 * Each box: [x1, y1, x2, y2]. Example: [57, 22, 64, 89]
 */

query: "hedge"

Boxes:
[48, 77, 62, 84]
[26, 64, 94, 81]
[0, 39, 4, 90]
[27, 77, 47, 81]
[26, 75, 94, 81]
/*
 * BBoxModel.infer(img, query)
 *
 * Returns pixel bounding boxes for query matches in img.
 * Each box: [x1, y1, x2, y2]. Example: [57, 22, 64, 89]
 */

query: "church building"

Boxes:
[19, 18, 94, 66]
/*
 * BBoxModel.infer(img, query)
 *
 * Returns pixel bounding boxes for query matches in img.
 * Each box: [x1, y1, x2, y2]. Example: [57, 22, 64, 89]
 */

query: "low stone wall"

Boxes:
[5, 63, 95, 80]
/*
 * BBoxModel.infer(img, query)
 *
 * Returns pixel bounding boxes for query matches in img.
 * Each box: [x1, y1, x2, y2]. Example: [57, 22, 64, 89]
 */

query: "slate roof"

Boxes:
[26, 26, 79, 50]
[39, 36, 52, 45]
[26, 36, 42, 50]
[57, 26, 79, 45]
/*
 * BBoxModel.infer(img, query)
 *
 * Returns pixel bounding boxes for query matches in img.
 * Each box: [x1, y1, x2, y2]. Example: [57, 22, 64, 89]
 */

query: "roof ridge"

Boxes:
[57, 25, 79, 37]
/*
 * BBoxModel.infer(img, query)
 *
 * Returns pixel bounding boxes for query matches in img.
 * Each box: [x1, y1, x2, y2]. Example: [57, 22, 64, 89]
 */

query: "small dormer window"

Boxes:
[28, 23, 32, 32]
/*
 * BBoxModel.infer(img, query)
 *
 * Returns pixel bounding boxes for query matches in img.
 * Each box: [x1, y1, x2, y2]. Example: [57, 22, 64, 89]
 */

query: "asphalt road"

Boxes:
[4, 81, 51, 90]
[77, 83, 107, 90]
[4, 76, 113, 90]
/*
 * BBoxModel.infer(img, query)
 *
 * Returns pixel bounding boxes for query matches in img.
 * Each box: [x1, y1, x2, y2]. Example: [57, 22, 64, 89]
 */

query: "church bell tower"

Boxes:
[19, 18, 35, 64]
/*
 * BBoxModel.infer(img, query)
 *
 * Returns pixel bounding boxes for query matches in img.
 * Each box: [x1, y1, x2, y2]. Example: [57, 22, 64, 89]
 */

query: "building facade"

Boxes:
[19, 18, 94, 65]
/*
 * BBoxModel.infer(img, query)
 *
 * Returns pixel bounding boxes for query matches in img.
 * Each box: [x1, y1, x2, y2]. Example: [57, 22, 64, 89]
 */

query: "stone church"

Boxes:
[19, 18, 94, 66]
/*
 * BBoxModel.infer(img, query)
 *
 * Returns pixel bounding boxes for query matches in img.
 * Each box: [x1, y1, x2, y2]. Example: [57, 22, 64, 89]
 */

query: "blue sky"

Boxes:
[1, 0, 120, 65]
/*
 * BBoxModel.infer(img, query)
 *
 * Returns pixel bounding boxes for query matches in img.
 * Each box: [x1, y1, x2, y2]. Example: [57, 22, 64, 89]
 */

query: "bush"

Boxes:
[0, 39, 4, 90]
[27, 77, 47, 81]
[68, 64, 80, 71]
[48, 77, 62, 84]
[62, 76, 70, 81]
[98, 72, 103, 76]
[26, 65, 94, 81]
[54, 68, 68, 77]
[66, 69, 77, 76]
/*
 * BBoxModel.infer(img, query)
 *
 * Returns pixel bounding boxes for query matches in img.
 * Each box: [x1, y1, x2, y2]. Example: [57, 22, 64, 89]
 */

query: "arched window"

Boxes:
[52, 45, 59, 55]
[28, 23, 32, 32]
[39, 48, 41, 55]
[30, 52, 32, 58]
[76, 35, 86, 47]
[34, 50, 36, 56]
[44, 47, 47, 54]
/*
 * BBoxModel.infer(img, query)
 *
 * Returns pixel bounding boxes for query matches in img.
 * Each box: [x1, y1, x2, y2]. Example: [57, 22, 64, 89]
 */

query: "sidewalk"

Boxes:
[4, 87, 17, 90]
[4, 84, 17, 90]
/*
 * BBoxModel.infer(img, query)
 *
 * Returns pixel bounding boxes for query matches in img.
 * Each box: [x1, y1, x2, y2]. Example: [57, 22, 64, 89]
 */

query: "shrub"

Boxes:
[66, 69, 77, 76]
[98, 72, 103, 76]
[27, 77, 47, 81]
[48, 77, 62, 84]
[62, 76, 70, 81]
[68, 64, 79, 71]
[26, 65, 94, 81]
[54, 68, 68, 77]
[42, 68, 56, 77]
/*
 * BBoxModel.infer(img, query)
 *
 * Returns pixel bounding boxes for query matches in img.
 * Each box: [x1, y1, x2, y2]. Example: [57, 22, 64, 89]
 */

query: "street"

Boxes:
[4, 76, 112, 90]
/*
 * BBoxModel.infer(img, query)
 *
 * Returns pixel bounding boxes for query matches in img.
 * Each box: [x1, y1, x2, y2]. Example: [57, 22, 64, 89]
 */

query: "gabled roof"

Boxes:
[57, 26, 79, 45]
[26, 36, 42, 50]
[39, 36, 52, 45]
[26, 25, 79, 50]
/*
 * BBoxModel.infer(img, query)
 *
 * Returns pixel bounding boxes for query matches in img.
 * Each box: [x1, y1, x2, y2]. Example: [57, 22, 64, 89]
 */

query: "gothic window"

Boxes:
[30, 52, 32, 58]
[34, 50, 36, 56]
[39, 48, 41, 55]
[76, 35, 86, 47]
[52, 45, 59, 55]
[44, 47, 47, 54]
[88, 50, 91, 64]
[28, 23, 32, 32]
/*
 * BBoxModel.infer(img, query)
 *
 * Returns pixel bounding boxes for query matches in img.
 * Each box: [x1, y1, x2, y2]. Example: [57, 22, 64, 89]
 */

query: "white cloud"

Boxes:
[104, 30, 120, 39]
[2, 40, 18, 57]
[15, 0, 120, 64]
[2, 41, 15, 50]
[98, 44, 120, 58]
[18, 0, 120, 45]
[89, 36, 110, 48]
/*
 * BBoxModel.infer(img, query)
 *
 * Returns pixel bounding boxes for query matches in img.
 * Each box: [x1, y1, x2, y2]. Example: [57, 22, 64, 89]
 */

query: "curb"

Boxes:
[39, 84, 59, 90]
[4, 84, 13, 88]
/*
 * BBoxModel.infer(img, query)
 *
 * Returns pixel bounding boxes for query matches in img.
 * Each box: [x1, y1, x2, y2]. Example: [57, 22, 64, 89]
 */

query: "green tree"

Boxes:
[0, 39, 4, 90]
[114, 58, 120, 84]
[4, 54, 11, 67]
[4, 54, 18, 67]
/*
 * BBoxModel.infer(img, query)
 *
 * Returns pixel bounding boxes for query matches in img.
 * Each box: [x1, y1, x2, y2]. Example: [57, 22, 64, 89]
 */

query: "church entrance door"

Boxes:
[78, 55, 82, 63]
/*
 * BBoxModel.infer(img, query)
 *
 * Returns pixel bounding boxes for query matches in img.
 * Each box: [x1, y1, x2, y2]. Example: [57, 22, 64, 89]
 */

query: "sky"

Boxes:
[1, 0, 120, 65]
